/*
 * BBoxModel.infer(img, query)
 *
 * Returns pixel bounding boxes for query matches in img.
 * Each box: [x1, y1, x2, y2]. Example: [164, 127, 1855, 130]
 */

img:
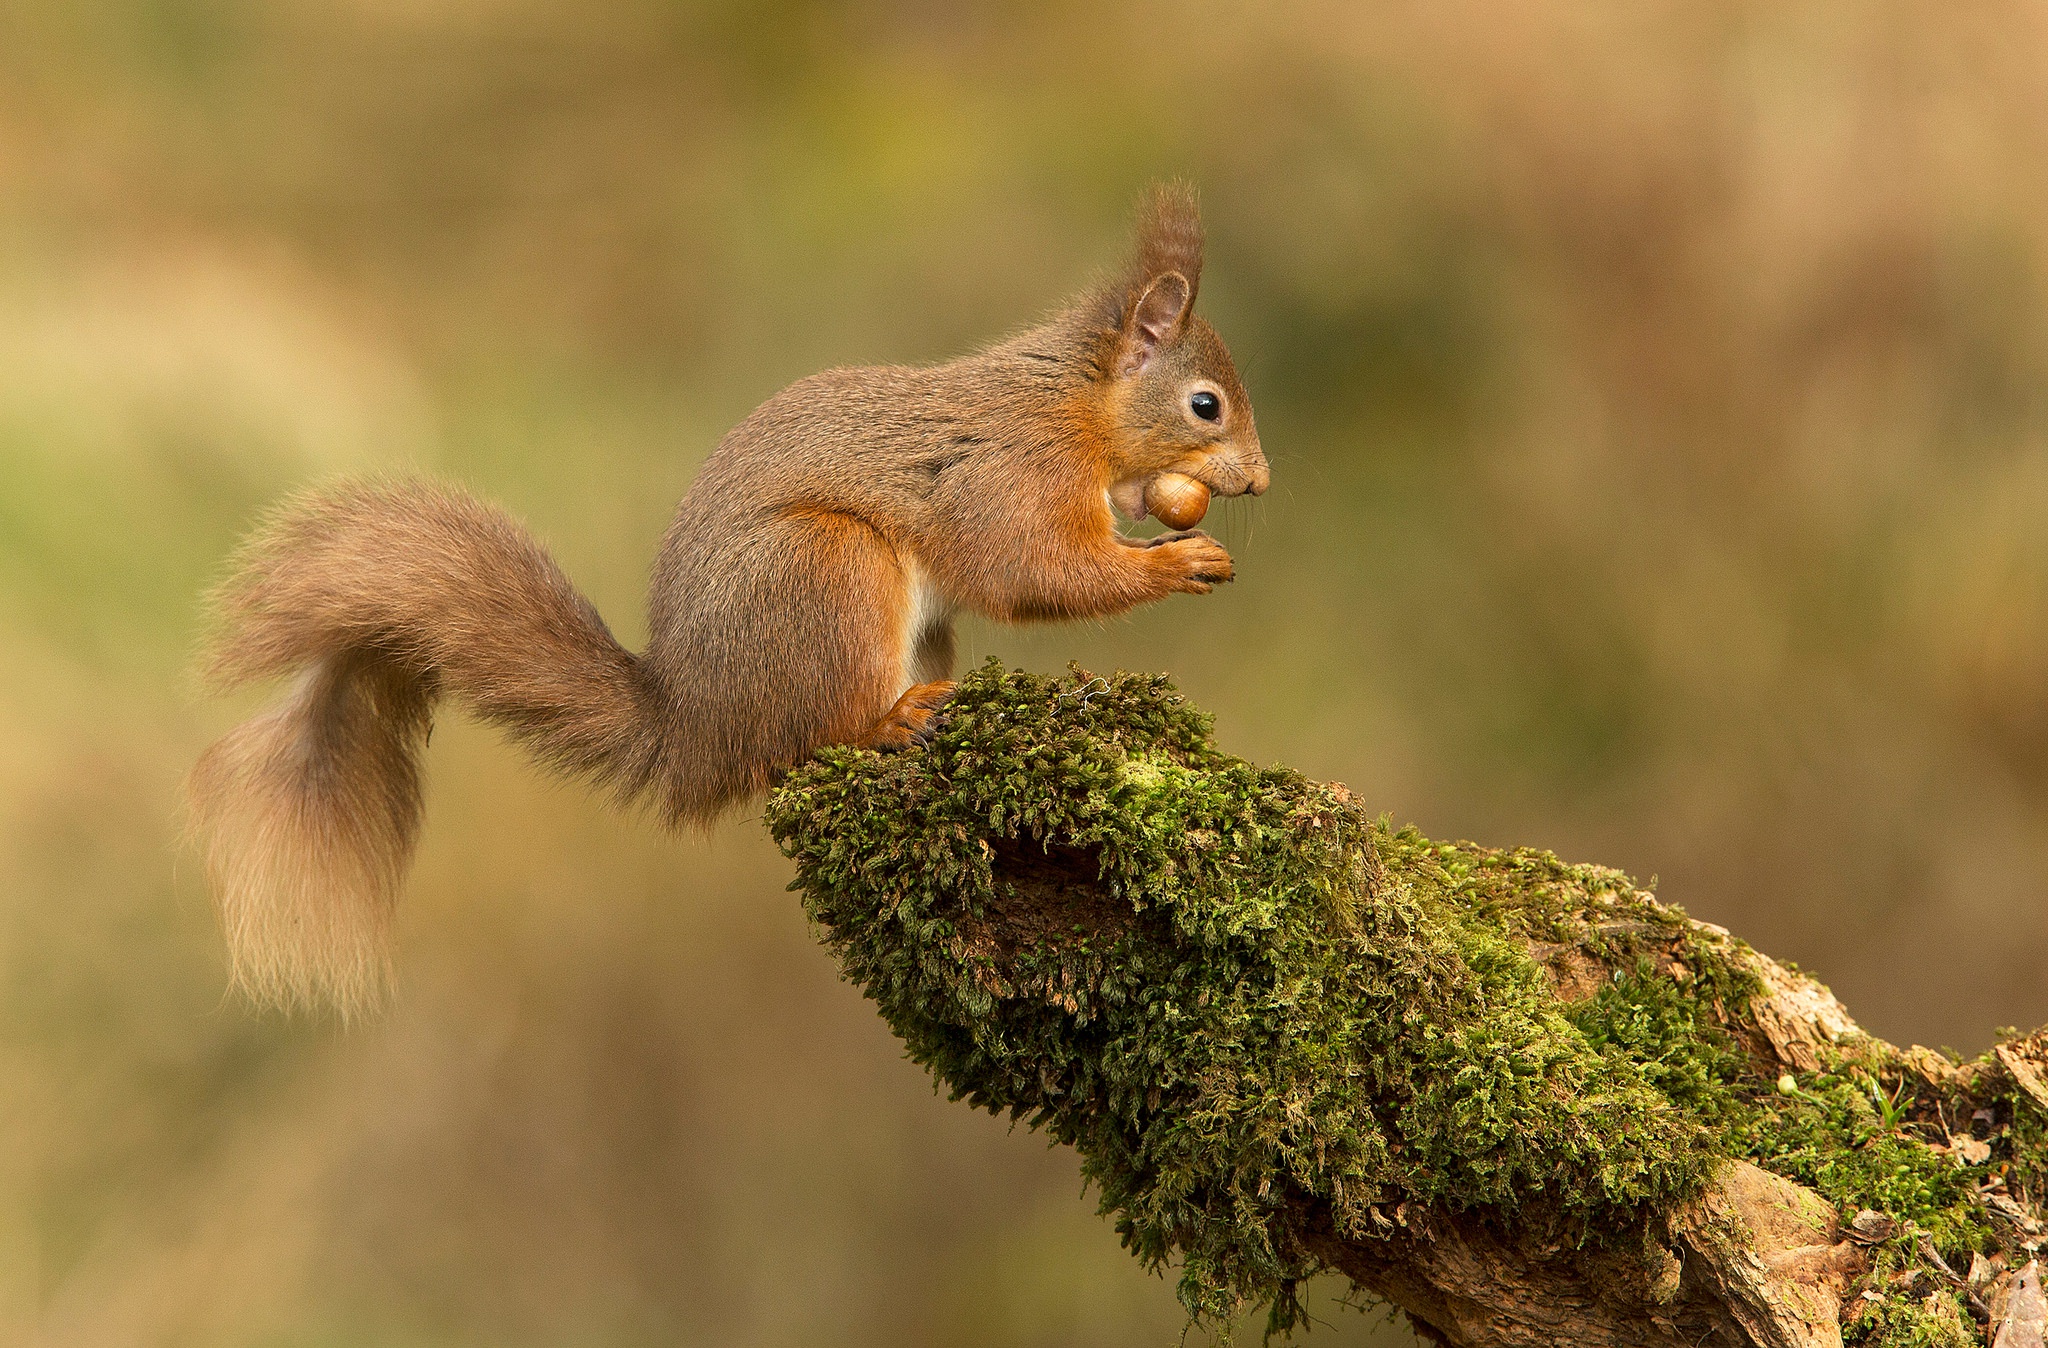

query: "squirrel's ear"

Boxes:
[1116, 271, 1192, 376]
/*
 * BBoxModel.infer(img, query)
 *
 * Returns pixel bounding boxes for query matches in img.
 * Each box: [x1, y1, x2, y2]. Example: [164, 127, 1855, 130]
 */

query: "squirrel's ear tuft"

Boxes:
[1110, 182, 1203, 376]
[1131, 180, 1204, 300]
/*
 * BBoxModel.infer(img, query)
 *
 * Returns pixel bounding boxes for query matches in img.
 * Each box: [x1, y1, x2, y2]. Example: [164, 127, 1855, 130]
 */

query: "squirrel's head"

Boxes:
[1092, 184, 1269, 521]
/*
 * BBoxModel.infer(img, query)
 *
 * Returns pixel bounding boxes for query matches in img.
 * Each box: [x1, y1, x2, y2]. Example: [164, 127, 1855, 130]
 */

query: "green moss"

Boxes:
[1844, 1287, 1978, 1348]
[765, 662, 2042, 1338]
[1733, 1067, 1992, 1255]
[1565, 960, 1750, 1127]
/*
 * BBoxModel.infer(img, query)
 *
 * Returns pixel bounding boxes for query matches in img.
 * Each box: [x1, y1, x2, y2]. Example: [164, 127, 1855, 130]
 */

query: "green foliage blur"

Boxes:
[2, 4, 2046, 1344]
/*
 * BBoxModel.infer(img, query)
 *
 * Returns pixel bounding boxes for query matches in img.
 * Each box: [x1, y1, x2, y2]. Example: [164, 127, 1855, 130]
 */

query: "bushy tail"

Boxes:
[186, 480, 658, 1015]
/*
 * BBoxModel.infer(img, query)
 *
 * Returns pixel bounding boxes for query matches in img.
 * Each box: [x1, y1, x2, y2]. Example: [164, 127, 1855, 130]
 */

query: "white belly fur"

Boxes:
[899, 557, 952, 696]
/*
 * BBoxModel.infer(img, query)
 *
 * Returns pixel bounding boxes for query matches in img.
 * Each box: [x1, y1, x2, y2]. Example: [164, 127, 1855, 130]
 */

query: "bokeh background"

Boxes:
[4, 3, 2048, 1344]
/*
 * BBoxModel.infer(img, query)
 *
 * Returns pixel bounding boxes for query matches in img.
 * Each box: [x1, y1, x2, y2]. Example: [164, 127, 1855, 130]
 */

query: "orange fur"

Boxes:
[187, 184, 1269, 1015]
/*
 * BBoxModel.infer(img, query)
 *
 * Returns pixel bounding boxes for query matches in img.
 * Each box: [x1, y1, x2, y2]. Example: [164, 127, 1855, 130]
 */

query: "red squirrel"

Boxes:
[188, 184, 1269, 1013]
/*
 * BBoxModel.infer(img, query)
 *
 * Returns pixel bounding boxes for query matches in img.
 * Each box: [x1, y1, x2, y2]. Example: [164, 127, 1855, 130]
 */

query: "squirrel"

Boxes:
[187, 183, 1269, 1015]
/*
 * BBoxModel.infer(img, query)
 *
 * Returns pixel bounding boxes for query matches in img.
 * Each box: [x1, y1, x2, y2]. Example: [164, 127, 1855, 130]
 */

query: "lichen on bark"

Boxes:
[765, 662, 2048, 1346]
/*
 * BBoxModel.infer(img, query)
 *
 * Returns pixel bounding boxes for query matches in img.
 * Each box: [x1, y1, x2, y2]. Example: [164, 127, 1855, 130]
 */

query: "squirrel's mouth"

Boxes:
[1107, 460, 1266, 528]
[1195, 452, 1269, 499]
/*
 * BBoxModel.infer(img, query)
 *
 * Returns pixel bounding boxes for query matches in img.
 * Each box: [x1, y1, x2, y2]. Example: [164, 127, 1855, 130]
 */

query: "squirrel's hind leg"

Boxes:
[648, 507, 940, 809]
[861, 577, 957, 751]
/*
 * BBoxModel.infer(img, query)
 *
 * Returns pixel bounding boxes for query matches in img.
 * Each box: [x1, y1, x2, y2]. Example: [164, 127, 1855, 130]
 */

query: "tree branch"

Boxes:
[766, 663, 2048, 1348]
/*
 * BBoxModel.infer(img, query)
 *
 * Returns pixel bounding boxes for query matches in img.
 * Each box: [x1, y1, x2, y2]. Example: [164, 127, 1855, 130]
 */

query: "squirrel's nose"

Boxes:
[1239, 448, 1270, 496]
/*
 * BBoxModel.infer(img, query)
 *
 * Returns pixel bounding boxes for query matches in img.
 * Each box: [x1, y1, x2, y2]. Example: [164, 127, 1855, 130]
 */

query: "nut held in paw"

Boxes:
[1144, 473, 1210, 530]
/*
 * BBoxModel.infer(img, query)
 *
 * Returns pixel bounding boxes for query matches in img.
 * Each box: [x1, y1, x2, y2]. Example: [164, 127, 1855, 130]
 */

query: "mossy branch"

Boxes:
[766, 662, 2048, 1348]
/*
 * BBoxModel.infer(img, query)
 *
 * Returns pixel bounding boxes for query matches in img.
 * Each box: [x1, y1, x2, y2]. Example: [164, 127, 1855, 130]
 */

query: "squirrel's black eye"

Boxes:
[1189, 390, 1222, 422]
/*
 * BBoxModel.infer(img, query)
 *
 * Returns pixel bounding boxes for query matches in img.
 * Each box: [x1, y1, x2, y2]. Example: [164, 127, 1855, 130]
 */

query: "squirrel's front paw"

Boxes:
[1155, 530, 1234, 593]
[1124, 527, 1212, 550]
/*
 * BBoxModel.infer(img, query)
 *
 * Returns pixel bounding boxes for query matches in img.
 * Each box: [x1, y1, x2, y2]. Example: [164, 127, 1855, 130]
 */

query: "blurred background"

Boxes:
[4, 2, 2048, 1344]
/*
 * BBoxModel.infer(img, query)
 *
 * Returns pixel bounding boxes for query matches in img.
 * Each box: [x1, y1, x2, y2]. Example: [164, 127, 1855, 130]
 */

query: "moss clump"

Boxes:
[765, 662, 2046, 1337]
[1843, 1286, 1979, 1348]
[1734, 1068, 1991, 1255]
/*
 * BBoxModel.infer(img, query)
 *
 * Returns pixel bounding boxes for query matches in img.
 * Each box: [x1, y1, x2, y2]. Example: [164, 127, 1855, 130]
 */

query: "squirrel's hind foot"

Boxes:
[857, 680, 957, 751]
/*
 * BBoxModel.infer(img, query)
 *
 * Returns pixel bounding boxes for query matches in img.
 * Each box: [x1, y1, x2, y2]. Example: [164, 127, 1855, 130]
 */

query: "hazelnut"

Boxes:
[1144, 473, 1210, 530]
